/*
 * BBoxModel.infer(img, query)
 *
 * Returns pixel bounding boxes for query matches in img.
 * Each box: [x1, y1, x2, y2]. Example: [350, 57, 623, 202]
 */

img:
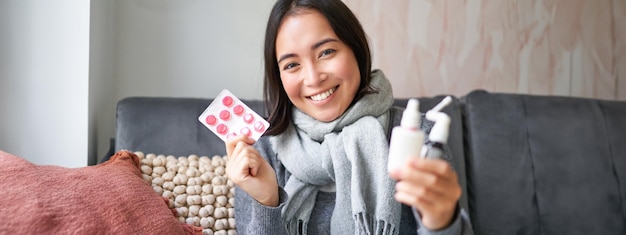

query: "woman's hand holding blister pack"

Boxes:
[225, 135, 279, 207]
[199, 89, 279, 207]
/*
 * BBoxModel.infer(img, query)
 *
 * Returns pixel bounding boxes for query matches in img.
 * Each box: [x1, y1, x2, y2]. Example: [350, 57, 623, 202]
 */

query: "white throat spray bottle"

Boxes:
[387, 99, 424, 173]
[421, 96, 452, 159]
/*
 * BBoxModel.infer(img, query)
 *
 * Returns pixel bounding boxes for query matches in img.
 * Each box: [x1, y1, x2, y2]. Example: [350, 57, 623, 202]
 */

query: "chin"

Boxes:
[312, 111, 342, 123]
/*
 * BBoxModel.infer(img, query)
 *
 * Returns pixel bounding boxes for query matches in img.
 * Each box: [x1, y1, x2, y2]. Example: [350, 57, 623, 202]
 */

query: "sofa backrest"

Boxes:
[462, 90, 626, 234]
[113, 95, 469, 212]
[114, 97, 266, 158]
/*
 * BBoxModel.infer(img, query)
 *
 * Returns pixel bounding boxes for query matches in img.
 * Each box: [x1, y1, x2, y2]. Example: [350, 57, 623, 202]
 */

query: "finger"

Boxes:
[241, 151, 261, 177]
[395, 179, 457, 204]
[394, 185, 435, 208]
[396, 172, 461, 200]
[395, 166, 461, 200]
[395, 166, 440, 190]
[227, 152, 259, 183]
[388, 166, 402, 180]
[235, 141, 262, 160]
[407, 158, 457, 182]
[224, 135, 255, 156]
[230, 143, 250, 168]
[396, 180, 459, 229]
[240, 146, 262, 176]
[230, 140, 256, 163]
[395, 182, 458, 223]
[233, 144, 263, 177]
[226, 151, 247, 181]
[395, 180, 440, 202]
[225, 135, 243, 157]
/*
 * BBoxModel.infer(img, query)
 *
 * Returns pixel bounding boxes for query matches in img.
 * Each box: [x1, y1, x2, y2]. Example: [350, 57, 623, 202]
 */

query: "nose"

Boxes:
[302, 63, 327, 86]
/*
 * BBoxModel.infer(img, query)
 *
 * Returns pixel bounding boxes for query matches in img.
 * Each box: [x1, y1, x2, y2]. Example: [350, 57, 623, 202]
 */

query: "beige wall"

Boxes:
[344, 0, 626, 101]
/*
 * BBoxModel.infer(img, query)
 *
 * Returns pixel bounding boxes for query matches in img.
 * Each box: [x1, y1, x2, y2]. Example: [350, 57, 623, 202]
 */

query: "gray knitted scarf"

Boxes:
[270, 70, 401, 235]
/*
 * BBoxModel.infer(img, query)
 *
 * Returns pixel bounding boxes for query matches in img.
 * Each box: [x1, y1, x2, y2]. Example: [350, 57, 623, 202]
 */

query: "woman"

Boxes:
[225, 0, 473, 234]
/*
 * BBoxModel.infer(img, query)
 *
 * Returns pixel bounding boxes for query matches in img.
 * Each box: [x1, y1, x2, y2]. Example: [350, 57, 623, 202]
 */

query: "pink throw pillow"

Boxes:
[0, 150, 202, 235]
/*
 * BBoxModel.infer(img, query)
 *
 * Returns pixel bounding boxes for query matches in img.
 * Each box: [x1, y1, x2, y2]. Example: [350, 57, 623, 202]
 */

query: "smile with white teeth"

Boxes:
[309, 87, 337, 101]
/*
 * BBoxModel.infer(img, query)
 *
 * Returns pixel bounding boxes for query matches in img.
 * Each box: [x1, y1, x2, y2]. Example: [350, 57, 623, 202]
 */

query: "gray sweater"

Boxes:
[234, 106, 473, 234]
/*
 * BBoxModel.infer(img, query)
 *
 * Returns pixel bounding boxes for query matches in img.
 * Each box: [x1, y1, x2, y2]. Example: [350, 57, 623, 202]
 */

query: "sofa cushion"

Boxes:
[0, 150, 201, 234]
[462, 90, 626, 234]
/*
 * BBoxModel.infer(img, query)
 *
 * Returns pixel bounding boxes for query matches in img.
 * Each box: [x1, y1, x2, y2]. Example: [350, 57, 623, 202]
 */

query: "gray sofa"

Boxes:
[106, 90, 626, 234]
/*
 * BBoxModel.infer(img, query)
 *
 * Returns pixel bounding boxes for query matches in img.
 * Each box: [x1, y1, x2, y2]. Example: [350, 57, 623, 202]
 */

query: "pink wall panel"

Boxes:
[343, 0, 625, 100]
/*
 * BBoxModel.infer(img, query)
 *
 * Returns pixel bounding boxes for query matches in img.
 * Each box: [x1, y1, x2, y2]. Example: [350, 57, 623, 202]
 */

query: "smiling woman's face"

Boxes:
[275, 10, 360, 122]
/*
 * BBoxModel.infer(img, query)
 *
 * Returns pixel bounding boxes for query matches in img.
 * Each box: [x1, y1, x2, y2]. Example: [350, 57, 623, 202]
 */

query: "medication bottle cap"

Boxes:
[425, 111, 450, 144]
[401, 99, 420, 129]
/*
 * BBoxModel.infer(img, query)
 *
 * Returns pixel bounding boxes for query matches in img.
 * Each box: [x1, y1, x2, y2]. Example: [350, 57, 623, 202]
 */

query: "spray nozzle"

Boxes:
[430, 96, 452, 113]
[401, 98, 421, 129]
[425, 96, 452, 144]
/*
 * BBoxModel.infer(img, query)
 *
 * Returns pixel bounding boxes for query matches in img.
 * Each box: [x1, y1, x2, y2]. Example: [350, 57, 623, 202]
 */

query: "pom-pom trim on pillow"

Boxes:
[136, 152, 236, 235]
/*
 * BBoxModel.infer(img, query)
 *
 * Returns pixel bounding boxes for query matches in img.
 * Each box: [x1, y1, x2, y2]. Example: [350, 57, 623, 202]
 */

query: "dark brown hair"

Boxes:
[263, 0, 374, 135]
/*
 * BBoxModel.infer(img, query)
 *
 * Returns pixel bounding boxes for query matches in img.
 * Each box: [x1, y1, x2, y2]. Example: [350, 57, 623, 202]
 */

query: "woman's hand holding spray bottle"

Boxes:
[387, 96, 460, 230]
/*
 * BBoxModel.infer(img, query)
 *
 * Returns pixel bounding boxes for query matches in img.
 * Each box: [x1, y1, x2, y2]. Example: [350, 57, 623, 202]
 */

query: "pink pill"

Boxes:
[240, 127, 251, 137]
[220, 110, 231, 121]
[226, 132, 237, 139]
[254, 121, 265, 132]
[233, 105, 245, 116]
[205, 115, 217, 125]
[243, 114, 254, 123]
[222, 96, 234, 107]
[216, 124, 228, 134]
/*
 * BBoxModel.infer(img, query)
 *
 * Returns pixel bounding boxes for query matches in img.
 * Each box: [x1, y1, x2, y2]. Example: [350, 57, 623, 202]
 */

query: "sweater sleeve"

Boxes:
[413, 206, 474, 235]
[234, 185, 289, 235]
[234, 136, 291, 235]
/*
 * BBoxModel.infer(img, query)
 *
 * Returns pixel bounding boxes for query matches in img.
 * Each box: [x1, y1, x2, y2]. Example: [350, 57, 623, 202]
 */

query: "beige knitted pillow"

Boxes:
[136, 152, 236, 235]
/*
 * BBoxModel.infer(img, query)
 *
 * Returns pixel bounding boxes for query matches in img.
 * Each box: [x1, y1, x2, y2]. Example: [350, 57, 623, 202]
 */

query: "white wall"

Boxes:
[0, 0, 276, 166]
[0, 0, 91, 167]
[91, 0, 275, 162]
[89, 0, 117, 165]
[113, 0, 273, 100]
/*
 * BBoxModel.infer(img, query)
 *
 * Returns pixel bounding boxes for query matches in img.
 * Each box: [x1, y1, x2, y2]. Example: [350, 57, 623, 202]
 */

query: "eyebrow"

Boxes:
[277, 38, 339, 64]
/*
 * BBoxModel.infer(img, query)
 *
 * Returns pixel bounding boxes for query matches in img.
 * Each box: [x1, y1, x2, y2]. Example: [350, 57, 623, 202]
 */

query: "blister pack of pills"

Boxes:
[198, 89, 270, 142]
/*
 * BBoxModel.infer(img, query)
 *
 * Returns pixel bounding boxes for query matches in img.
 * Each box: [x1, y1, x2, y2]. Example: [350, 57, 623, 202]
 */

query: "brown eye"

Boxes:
[283, 62, 299, 70]
[319, 49, 336, 58]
